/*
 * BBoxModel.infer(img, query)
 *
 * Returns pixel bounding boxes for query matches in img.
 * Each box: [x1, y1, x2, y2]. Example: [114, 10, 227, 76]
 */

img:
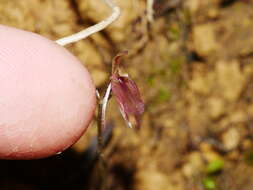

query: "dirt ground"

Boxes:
[0, 0, 253, 189]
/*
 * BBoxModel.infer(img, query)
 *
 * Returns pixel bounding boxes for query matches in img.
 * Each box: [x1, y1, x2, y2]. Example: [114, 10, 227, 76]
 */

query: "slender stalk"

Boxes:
[97, 83, 112, 155]
[97, 100, 103, 156]
[96, 83, 112, 190]
[55, 0, 120, 46]
[101, 83, 112, 130]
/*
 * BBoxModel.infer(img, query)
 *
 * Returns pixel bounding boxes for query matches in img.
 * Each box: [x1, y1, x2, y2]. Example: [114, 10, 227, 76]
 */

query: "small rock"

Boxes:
[189, 71, 213, 95]
[134, 167, 170, 190]
[135, 167, 184, 190]
[184, 0, 200, 15]
[193, 23, 218, 57]
[208, 97, 225, 119]
[229, 110, 247, 123]
[216, 60, 246, 102]
[182, 151, 205, 177]
[222, 128, 240, 150]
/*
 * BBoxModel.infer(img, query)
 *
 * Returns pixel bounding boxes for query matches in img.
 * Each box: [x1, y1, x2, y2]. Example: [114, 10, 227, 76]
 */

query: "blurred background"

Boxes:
[1, 0, 253, 189]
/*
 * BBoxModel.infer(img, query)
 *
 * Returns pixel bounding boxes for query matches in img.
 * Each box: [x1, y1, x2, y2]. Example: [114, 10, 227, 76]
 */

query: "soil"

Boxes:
[0, 0, 253, 190]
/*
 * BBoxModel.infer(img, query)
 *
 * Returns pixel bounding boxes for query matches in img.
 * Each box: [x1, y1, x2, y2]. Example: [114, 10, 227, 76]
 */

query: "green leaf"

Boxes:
[202, 177, 216, 190]
[206, 159, 224, 174]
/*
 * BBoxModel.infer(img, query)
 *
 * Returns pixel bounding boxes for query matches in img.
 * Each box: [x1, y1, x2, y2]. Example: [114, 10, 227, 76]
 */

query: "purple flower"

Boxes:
[110, 51, 144, 129]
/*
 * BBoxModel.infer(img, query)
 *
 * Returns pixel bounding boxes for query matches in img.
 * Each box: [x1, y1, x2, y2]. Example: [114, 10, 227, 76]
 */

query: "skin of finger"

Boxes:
[0, 25, 96, 159]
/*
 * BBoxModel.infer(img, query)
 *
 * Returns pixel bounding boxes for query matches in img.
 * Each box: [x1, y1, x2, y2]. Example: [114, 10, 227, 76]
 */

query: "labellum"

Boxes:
[110, 51, 144, 128]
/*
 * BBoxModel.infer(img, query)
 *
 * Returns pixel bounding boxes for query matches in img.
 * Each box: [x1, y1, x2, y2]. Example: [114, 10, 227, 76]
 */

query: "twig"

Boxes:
[55, 0, 120, 46]
[147, 0, 154, 22]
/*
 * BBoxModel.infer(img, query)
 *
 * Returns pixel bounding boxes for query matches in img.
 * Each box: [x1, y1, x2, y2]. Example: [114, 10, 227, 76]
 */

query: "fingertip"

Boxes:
[0, 25, 96, 159]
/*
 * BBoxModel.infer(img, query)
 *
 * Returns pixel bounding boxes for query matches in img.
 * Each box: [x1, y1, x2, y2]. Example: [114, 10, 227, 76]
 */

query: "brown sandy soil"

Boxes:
[0, 0, 253, 189]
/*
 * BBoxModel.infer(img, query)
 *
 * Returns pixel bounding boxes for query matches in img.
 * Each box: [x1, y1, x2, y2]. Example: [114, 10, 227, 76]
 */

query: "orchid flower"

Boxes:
[110, 51, 145, 129]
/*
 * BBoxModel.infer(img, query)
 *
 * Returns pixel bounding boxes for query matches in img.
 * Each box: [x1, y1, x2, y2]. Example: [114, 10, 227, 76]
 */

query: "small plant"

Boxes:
[202, 159, 224, 190]
[55, 0, 145, 184]
[56, 0, 144, 129]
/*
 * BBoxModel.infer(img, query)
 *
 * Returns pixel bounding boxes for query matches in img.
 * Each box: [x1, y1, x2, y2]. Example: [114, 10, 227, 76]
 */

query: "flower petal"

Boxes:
[111, 75, 144, 128]
[111, 50, 128, 75]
